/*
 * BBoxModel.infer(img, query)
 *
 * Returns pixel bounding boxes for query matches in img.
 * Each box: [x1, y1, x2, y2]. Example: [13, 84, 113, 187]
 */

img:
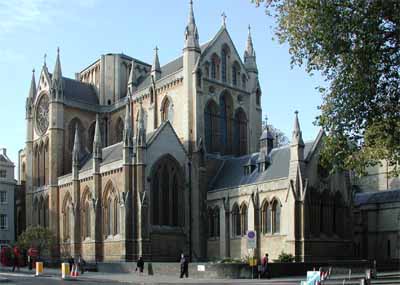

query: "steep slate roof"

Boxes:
[136, 42, 210, 92]
[63, 77, 98, 105]
[354, 189, 400, 206]
[209, 141, 314, 191]
[80, 142, 124, 171]
[48, 73, 99, 105]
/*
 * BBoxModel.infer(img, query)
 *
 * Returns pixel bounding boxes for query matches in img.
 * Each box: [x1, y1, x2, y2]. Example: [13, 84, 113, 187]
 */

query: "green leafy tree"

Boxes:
[253, 0, 400, 175]
[17, 226, 56, 258]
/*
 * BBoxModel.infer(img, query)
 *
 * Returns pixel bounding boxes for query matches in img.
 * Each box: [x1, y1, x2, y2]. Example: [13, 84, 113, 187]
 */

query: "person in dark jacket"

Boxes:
[77, 255, 86, 274]
[68, 256, 74, 271]
[179, 253, 189, 278]
[136, 256, 144, 274]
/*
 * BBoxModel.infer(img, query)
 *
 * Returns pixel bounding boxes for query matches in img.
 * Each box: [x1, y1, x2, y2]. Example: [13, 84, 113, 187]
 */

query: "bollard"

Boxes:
[61, 263, 70, 280]
[35, 261, 43, 276]
[348, 269, 352, 280]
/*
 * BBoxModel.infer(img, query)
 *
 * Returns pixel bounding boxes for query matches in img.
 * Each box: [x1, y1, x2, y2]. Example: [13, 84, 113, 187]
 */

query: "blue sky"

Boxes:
[0, 0, 324, 166]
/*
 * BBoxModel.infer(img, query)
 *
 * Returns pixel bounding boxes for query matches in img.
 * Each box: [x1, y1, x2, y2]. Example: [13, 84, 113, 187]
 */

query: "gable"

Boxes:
[36, 66, 52, 103]
[146, 122, 188, 178]
[197, 27, 248, 76]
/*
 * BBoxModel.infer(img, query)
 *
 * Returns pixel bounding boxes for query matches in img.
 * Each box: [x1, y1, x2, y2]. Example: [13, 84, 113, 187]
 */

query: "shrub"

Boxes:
[278, 251, 295, 263]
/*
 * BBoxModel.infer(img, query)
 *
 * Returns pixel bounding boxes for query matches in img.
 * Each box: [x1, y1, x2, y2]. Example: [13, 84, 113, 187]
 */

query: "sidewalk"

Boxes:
[0, 266, 398, 284]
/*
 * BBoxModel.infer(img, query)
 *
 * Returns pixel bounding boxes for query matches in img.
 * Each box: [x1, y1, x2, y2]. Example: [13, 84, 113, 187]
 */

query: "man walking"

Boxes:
[261, 253, 269, 278]
[12, 246, 20, 272]
[179, 253, 189, 278]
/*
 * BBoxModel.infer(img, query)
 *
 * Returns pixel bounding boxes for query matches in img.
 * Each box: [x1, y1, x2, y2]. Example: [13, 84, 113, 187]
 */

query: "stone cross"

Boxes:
[221, 12, 227, 27]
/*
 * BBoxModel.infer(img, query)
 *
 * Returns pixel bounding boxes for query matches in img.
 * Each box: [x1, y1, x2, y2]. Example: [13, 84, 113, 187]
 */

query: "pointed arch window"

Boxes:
[242, 74, 247, 89]
[272, 200, 281, 234]
[204, 100, 220, 153]
[115, 117, 124, 143]
[161, 97, 170, 122]
[240, 203, 248, 236]
[211, 54, 220, 80]
[262, 201, 272, 234]
[233, 108, 248, 156]
[62, 195, 72, 242]
[232, 62, 240, 86]
[231, 204, 241, 237]
[221, 49, 227, 83]
[81, 190, 92, 239]
[219, 91, 234, 155]
[151, 155, 184, 227]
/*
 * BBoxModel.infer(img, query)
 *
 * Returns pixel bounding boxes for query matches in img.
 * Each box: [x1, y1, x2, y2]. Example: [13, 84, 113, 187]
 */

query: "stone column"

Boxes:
[222, 196, 230, 258]
[71, 178, 81, 258]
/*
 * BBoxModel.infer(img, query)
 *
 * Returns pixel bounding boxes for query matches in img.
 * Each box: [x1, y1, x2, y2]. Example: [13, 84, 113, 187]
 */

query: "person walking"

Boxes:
[136, 256, 144, 274]
[68, 255, 74, 272]
[77, 255, 86, 274]
[261, 253, 269, 278]
[12, 246, 20, 272]
[179, 253, 189, 278]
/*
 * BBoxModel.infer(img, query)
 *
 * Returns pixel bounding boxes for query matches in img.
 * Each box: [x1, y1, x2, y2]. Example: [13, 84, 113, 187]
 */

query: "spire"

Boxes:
[72, 124, 80, 167]
[28, 68, 36, 100]
[136, 101, 146, 147]
[151, 46, 161, 79]
[127, 60, 137, 95]
[184, 0, 200, 50]
[123, 100, 133, 147]
[245, 25, 255, 57]
[51, 47, 63, 99]
[292, 111, 304, 146]
[244, 25, 258, 73]
[93, 114, 102, 159]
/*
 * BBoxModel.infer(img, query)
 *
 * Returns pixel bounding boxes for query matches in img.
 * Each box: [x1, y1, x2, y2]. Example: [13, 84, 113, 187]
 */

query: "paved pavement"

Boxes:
[0, 266, 398, 284]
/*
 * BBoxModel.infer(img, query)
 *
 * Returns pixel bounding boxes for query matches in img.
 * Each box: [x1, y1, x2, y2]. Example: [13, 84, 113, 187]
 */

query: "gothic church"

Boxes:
[19, 1, 353, 262]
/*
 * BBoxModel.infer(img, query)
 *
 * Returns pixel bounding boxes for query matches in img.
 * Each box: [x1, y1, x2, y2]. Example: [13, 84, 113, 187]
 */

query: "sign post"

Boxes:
[247, 230, 257, 279]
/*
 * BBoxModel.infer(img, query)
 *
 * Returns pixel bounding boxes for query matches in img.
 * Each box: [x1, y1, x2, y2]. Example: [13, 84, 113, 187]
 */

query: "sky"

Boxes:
[0, 0, 324, 167]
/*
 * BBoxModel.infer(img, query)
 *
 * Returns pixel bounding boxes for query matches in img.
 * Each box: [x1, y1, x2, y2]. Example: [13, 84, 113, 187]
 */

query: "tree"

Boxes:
[253, 0, 400, 175]
[262, 115, 289, 147]
[17, 226, 56, 258]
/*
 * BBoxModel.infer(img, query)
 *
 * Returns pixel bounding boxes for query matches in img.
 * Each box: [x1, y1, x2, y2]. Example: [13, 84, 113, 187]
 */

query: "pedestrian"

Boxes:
[136, 256, 144, 274]
[77, 254, 86, 274]
[68, 255, 74, 271]
[261, 253, 269, 278]
[12, 246, 20, 272]
[179, 253, 189, 278]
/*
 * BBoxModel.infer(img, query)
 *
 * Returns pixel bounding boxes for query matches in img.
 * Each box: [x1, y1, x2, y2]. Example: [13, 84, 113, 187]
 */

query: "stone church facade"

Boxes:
[19, 1, 353, 262]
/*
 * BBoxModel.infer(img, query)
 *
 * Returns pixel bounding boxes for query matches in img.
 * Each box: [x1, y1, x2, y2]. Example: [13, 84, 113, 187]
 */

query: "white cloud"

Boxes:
[0, 0, 97, 39]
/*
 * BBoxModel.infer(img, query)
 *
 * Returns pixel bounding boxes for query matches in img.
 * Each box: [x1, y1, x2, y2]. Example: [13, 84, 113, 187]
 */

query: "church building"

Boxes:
[19, 1, 353, 262]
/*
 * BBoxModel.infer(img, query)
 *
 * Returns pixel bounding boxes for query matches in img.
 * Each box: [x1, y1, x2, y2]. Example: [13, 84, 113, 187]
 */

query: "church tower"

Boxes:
[183, 0, 200, 152]
[48, 48, 65, 249]
[244, 26, 262, 153]
[25, 69, 36, 226]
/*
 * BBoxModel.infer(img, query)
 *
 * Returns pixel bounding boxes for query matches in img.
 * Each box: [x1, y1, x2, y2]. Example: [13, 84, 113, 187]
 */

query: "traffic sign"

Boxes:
[247, 230, 257, 249]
